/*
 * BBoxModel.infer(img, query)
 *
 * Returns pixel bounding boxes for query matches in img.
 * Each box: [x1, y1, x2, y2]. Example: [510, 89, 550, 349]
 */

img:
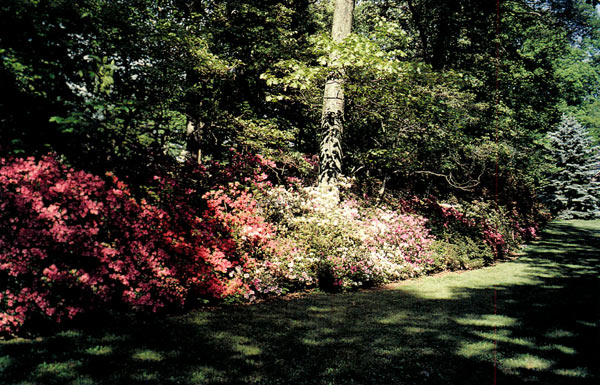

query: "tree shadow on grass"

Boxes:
[1, 221, 598, 385]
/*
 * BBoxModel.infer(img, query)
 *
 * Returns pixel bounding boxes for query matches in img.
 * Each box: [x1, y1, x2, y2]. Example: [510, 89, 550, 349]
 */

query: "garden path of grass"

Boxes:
[1, 220, 599, 385]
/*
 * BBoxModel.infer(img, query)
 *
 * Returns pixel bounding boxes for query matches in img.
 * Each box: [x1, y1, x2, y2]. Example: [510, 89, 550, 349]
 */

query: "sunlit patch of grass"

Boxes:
[541, 284, 563, 289]
[301, 337, 339, 346]
[131, 349, 164, 362]
[34, 360, 82, 380]
[188, 317, 210, 326]
[378, 313, 408, 325]
[0, 338, 35, 347]
[215, 333, 264, 357]
[564, 263, 586, 269]
[473, 331, 536, 348]
[454, 314, 519, 328]
[562, 219, 600, 230]
[545, 329, 575, 338]
[507, 337, 536, 348]
[99, 333, 127, 343]
[399, 260, 540, 301]
[502, 354, 553, 371]
[307, 306, 332, 313]
[373, 346, 407, 357]
[337, 336, 360, 344]
[554, 367, 589, 377]
[539, 344, 577, 355]
[83, 345, 113, 356]
[418, 347, 436, 355]
[190, 367, 228, 383]
[233, 343, 262, 356]
[55, 330, 82, 338]
[404, 326, 429, 334]
[457, 341, 495, 358]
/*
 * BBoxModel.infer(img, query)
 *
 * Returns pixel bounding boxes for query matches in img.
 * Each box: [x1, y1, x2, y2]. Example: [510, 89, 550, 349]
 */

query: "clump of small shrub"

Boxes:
[429, 238, 493, 271]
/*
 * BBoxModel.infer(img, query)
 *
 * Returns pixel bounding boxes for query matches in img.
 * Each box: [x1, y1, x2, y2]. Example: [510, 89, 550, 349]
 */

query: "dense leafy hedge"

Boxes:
[398, 196, 541, 268]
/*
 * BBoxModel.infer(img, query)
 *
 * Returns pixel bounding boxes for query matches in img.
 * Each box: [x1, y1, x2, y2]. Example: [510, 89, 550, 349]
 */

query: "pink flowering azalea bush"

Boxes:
[194, 151, 321, 298]
[0, 153, 282, 336]
[0, 155, 180, 336]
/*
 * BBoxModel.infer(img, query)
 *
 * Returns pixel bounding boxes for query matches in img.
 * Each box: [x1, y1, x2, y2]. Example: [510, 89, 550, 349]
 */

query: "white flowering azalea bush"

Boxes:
[244, 239, 319, 298]
[256, 181, 437, 291]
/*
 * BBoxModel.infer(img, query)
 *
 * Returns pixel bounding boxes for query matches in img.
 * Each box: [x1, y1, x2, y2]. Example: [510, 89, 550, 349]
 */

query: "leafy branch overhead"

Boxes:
[260, 17, 410, 102]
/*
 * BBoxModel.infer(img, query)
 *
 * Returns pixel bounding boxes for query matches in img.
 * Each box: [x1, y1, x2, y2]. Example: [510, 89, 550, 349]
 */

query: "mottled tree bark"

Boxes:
[318, 0, 354, 186]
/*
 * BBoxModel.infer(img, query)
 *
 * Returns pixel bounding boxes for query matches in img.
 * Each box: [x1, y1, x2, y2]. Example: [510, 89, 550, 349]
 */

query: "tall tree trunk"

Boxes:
[185, 118, 203, 164]
[407, 0, 430, 65]
[318, 0, 354, 186]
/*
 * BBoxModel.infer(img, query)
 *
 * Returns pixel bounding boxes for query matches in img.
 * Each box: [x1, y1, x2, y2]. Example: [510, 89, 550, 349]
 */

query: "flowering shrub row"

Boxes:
[1, 151, 540, 336]
[1, 150, 343, 336]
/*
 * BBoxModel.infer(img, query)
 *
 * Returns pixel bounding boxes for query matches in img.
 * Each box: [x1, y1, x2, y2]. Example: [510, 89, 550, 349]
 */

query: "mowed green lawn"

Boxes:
[1, 220, 599, 385]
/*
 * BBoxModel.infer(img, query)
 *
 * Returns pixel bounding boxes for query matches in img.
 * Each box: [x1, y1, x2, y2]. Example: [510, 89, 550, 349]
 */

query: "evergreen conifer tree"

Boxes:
[543, 115, 600, 219]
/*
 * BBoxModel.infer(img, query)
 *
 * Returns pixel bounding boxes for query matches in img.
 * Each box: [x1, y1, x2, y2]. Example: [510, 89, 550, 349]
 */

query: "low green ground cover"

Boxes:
[1, 220, 598, 385]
